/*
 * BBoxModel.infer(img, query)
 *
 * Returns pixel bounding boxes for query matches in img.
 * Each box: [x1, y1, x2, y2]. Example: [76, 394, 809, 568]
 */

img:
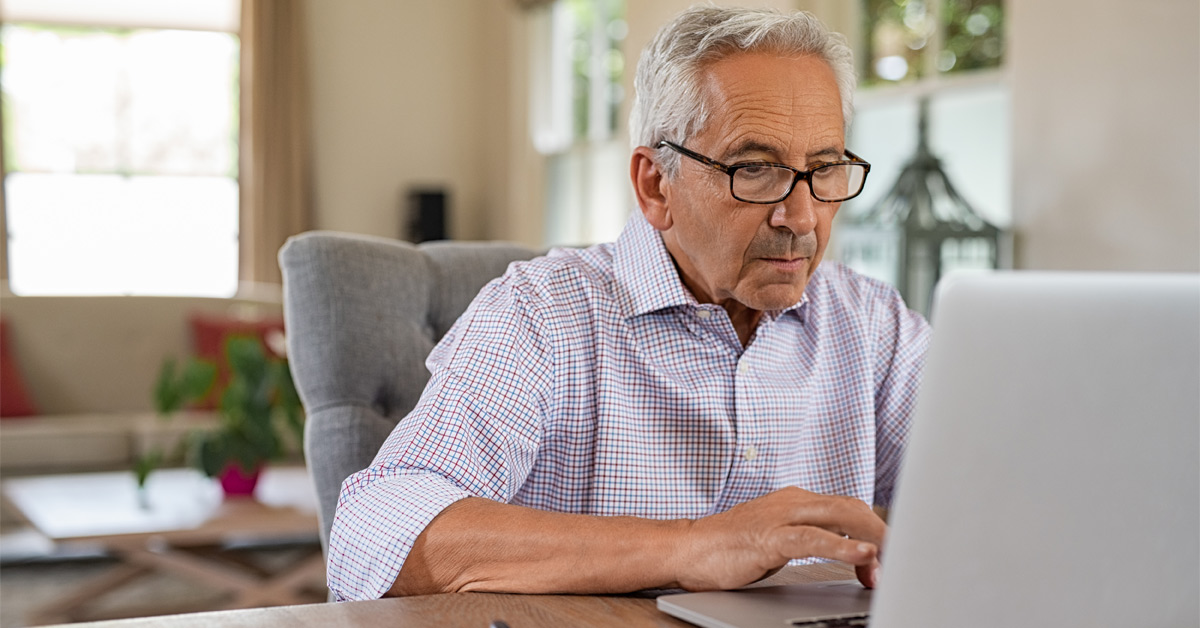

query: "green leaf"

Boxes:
[153, 356, 216, 416]
[179, 360, 217, 401]
[132, 450, 162, 487]
[153, 358, 181, 415]
[225, 336, 267, 385]
[191, 432, 228, 478]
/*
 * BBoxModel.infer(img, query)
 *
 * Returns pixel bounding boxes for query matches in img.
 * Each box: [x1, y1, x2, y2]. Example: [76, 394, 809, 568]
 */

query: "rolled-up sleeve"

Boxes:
[326, 273, 555, 601]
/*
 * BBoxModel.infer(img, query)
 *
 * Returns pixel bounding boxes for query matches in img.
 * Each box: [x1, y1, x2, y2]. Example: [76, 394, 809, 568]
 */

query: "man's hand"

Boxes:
[672, 487, 885, 591]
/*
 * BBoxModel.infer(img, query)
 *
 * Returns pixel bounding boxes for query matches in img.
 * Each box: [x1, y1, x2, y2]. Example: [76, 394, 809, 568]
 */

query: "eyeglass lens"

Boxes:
[732, 163, 865, 203]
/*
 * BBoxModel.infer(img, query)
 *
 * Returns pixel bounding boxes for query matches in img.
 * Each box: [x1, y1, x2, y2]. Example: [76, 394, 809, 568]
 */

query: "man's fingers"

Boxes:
[854, 558, 881, 589]
[773, 525, 878, 566]
[775, 489, 888, 549]
[683, 489, 890, 593]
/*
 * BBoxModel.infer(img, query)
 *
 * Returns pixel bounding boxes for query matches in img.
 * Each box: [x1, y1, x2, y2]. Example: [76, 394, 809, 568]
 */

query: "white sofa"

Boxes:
[0, 284, 285, 477]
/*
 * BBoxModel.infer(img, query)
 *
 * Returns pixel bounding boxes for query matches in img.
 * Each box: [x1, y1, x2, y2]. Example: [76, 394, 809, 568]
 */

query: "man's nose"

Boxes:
[767, 181, 819, 235]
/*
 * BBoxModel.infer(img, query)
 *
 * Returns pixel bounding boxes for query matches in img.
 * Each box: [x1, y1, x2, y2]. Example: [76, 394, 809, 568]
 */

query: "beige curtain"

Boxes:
[239, 0, 314, 286]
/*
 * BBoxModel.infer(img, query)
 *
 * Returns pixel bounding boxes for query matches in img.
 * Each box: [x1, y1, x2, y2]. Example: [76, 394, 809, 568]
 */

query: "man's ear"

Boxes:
[630, 146, 673, 230]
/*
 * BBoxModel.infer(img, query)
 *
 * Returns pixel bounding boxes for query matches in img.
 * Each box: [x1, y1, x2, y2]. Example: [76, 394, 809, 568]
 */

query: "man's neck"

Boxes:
[667, 256, 763, 348]
[723, 303, 763, 348]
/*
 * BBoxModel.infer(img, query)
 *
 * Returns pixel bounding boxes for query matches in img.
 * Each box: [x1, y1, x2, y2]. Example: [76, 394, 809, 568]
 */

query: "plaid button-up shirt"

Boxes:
[327, 212, 930, 601]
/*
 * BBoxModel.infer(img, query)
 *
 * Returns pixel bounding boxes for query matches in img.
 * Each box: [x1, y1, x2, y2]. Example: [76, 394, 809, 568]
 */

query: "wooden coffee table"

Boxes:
[2, 466, 325, 624]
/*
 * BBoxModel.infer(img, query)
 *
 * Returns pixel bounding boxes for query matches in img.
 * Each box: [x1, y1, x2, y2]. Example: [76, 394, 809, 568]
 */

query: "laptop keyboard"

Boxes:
[788, 614, 870, 627]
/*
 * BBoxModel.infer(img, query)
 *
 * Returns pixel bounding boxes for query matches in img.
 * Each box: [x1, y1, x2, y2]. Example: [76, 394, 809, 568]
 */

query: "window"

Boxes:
[2, 16, 240, 296]
[862, 0, 1004, 84]
[532, 0, 629, 246]
[831, 0, 1010, 288]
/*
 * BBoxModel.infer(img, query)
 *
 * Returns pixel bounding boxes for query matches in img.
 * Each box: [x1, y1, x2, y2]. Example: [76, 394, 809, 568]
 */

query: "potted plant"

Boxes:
[146, 334, 303, 498]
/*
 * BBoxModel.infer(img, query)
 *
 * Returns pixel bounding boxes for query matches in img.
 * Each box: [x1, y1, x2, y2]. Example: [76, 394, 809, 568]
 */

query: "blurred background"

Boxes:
[2, 0, 1196, 300]
[0, 0, 1196, 625]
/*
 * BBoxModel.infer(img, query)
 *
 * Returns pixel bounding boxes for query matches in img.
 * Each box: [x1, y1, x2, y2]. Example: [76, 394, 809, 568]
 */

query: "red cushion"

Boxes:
[189, 313, 286, 409]
[0, 318, 39, 418]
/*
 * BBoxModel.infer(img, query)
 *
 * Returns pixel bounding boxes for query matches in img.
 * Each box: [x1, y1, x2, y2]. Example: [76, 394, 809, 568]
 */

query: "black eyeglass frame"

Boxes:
[657, 140, 872, 204]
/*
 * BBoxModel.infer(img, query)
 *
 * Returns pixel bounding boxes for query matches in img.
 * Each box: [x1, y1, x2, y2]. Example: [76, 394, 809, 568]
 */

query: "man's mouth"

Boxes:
[761, 256, 811, 270]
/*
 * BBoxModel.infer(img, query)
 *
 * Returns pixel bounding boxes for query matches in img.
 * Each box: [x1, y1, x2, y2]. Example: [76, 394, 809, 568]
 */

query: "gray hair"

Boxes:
[629, 6, 857, 178]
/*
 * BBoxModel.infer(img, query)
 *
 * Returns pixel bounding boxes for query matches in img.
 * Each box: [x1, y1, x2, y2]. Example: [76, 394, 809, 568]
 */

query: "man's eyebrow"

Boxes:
[722, 141, 782, 162]
[722, 141, 846, 164]
[808, 146, 845, 162]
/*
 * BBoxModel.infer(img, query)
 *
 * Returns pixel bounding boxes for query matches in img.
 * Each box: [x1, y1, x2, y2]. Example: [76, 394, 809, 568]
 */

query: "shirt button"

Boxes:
[737, 361, 750, 375]
[696, 309, 712, 320]
[743, 445, 758, 461]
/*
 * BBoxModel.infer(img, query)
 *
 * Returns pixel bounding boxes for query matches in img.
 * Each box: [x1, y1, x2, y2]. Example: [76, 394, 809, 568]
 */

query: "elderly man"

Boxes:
[328, 6, 929, 601]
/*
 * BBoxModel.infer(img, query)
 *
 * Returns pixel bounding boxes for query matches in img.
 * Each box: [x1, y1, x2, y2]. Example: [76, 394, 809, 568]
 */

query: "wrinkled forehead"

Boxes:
[693, 52, 846, 162]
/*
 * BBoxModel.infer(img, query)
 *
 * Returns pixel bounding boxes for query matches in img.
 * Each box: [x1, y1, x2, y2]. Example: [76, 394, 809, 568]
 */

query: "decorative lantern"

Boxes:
[837, 98, 1010, 316]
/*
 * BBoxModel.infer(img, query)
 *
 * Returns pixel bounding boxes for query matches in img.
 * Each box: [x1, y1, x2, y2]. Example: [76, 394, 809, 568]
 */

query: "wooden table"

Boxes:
[2, 466, 326, 625]
[35, 562, 857, 628]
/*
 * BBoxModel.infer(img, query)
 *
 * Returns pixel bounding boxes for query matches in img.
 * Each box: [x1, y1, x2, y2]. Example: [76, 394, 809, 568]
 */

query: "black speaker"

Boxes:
[406, 188, 448, 242]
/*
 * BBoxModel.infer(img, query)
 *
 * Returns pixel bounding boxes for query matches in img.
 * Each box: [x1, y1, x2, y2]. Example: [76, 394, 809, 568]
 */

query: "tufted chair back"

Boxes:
[279, 231, 539, 553]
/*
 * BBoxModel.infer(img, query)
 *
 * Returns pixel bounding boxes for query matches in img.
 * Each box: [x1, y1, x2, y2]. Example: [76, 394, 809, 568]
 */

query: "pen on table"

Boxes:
[490, 621, 511, 628]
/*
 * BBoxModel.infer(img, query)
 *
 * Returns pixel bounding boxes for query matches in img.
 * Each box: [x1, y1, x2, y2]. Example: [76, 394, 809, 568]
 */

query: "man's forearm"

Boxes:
[387, 486, 886, 597]
[388, 497, 689, 596]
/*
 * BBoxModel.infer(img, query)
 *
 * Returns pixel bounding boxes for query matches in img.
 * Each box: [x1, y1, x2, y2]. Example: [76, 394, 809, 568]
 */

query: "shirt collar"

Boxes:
[613, 212, 696, 319]
[612, 211, 814, 322]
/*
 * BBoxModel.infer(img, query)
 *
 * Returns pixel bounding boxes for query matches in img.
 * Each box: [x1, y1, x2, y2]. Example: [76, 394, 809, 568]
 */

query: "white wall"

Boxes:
[304, 0, 513, 242]
[1009, 0, 1199, 271]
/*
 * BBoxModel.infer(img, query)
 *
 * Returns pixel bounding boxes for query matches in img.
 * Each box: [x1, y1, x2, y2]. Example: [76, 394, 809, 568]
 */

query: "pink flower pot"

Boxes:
[218, 463, 262, 498]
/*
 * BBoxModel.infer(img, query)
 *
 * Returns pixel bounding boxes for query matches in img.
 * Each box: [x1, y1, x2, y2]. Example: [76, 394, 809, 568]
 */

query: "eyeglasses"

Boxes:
[657, 140, 871, 204]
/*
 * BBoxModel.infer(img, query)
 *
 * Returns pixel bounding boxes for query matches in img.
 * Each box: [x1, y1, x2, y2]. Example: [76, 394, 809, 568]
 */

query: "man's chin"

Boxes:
[737, 282, 809, 312]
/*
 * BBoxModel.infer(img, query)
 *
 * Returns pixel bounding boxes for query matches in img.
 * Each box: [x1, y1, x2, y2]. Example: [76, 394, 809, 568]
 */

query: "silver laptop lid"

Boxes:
[872, 272, 1200, 628]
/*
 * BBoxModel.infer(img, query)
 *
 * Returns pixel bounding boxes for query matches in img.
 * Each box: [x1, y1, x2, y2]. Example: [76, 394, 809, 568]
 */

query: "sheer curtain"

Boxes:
[531, 0, 632, 247]
[238, 0, 314, 286]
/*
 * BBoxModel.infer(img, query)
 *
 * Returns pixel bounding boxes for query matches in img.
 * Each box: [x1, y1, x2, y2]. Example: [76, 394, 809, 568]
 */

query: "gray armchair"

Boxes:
[279, 231, 539, 553]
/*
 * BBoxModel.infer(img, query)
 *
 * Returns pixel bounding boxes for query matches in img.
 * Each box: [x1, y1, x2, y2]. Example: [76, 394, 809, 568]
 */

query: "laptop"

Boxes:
[659, 271, 1200, 628]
